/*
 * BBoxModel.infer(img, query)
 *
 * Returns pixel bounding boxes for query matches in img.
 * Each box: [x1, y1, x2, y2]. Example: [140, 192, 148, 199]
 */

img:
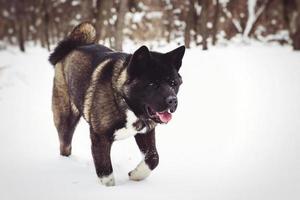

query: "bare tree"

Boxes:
[114, 0, 128, 51]
[81, 0, 93, 21]
[0, 0, 299, 51]
[15, 0, 26, 52]
[95, 0, 114, 43]
[200, 0, 209, 50]
[184, 0, 195, 48]
[243, 0, 270, 37]
[162, 0, 174, 43]
[42, 0, 50, 51]
[212, 0, 220, 45]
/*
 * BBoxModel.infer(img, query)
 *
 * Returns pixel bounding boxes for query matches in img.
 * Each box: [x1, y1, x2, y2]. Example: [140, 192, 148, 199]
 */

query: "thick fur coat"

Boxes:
[50, 22, 185, 186]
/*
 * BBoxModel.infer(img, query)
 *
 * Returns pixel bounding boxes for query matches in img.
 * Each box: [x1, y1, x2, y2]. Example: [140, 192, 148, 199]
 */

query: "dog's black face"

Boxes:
[124, 45, 185, 123]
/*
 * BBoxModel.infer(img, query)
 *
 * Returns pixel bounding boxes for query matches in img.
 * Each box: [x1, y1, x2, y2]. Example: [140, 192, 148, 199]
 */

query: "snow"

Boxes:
[232, 18, 243, 32]
[3, 10, 9, 17]
[0, 43, 300, 200]
[194, 1, 202, 15]
[219, 0, 230, 7]
[71, 0, 80, 6]
[75, 14, 81, 20]
[206, 22, 213, 29]
[256, 30, 290, 43]
[220, 16, 226, 23]
[145, 11, 163, 19]
[172, 8, 181, 14]
[271, 19, 277, 25]
[129, 12, 144, 23]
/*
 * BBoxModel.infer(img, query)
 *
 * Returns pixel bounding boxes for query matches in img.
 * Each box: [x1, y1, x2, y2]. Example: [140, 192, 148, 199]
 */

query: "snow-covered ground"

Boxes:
[0, 43, 299, 200]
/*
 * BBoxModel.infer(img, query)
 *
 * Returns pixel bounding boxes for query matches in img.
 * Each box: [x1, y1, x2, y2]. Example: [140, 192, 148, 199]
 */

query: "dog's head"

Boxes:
[123, 45, 185, 124]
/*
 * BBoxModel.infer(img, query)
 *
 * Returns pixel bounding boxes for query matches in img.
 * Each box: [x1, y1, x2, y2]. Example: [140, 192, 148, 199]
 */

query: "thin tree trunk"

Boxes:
[291, 0, 300, 50]
[212, 0, 219, 45]
[200, 0, 208, 50]
[42, 0, 50, 51]
[165, 8, 173, 43]
[114, 0, 128, 51]
[95, 0, 104, 41]
[184, 0, 194, 48]
[284, 0, 300, 50]
[95, 0, 114, 43]
[243, 0, 270, 37]
[17, 24, 25, 52]
[81, 0, 92, 21]
[292, 28, 300, 49]
[15, 0, 26, 52]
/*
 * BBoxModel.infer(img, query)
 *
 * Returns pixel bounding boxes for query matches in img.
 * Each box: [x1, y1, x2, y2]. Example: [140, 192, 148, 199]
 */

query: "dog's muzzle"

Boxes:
[165, 95, 177, 113]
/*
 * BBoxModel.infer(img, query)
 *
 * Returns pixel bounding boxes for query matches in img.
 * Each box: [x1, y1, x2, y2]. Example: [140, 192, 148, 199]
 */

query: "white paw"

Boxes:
[129, 161, 151, 181]
[98, 174, 115, 186]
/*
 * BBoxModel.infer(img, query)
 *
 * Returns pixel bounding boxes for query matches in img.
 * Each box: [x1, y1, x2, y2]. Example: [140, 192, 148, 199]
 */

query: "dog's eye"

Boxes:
[148, 82, 160, 89]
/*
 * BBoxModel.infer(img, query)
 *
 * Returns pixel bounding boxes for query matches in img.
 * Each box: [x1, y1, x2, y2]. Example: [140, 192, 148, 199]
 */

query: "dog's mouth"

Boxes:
[145, 105, 172, 124]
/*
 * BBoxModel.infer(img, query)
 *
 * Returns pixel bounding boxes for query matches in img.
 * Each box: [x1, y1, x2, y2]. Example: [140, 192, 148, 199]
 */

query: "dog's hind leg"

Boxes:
[129, 129, 159, 181]
[52, 64, 80, 156]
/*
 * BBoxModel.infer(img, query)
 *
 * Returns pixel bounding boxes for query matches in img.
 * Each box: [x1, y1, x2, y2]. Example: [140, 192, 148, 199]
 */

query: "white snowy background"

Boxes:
[0, 42, 300, 200]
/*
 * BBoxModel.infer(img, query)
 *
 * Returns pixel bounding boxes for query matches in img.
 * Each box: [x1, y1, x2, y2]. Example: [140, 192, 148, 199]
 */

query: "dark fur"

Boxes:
[50, 22, 185, 186]
[49, 39, 85, 65]
[49, 22, 97, 65]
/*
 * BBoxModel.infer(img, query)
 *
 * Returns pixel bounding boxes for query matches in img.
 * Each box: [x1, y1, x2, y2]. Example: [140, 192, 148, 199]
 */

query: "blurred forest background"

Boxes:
[0, 0, 300, 52]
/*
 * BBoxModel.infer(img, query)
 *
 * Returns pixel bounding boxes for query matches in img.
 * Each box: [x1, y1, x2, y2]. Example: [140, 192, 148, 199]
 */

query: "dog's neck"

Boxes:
[119, 94, 157, 133]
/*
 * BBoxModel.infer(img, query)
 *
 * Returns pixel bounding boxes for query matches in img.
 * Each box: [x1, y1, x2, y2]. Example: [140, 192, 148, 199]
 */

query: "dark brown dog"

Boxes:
[50, 22, 185, 186]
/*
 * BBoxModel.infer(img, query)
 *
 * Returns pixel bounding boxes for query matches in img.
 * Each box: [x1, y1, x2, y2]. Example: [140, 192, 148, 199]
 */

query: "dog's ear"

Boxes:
[165, 45, 185, 71]
[132, 45, 150, 61]
[127, 45, 150, 78]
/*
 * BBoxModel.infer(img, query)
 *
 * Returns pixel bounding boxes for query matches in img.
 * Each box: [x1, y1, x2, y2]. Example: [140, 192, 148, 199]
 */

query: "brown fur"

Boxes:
[69, 22, 96, 43]
[52, 50, 129, 139]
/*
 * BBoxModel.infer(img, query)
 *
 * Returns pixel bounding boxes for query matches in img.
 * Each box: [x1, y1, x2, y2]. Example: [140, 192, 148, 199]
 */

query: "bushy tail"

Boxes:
[49, 22, 96, 66]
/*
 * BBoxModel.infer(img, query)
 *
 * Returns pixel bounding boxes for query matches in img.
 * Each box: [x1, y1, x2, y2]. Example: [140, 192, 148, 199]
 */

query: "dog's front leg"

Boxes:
[129, 129, 159, 181]
[90, 129, 115, 186]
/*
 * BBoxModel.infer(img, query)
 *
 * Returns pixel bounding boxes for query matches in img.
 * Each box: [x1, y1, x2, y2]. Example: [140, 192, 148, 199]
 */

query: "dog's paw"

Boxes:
[98, 174, 115, 186]
[60, 144, 72, 156]
[129, 161, 151, 181]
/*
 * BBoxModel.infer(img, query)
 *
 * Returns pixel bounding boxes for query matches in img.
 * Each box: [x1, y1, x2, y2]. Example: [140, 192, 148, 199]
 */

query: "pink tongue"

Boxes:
[156, 112, 172, 123]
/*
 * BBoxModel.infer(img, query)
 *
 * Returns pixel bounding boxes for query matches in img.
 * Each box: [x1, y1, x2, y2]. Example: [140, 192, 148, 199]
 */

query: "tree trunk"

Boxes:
[17, 24, 25, 52]
[184, 0, 195, 48]
[165, 6, 173, 43]
[95, 0, 114, 43]
[284, 0, 300, 50]
[212, 0, 219, 45]
[114, 0, 128, 51]
[42, 0, 50, 51]
[292, 29, 300, 49]
[81, 0, 92, 21]
[200, 0, 208, 50]
[244, 0, 270, 37]
[15, 0, 26, 52]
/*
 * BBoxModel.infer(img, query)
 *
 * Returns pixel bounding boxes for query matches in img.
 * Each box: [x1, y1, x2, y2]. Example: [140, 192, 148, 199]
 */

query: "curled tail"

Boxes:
[49, 22, 96, 66]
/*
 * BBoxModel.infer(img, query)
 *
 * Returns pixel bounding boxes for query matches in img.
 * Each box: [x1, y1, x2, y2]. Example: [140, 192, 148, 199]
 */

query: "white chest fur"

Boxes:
[114, 110, 146, 141]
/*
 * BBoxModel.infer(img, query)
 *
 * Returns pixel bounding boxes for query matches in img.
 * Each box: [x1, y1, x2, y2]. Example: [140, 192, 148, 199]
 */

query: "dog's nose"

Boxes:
[166, 96, 177, 109]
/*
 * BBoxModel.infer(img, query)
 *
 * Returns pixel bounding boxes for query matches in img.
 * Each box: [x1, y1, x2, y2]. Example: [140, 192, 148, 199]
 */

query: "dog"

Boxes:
[49, 22, 185, 186]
